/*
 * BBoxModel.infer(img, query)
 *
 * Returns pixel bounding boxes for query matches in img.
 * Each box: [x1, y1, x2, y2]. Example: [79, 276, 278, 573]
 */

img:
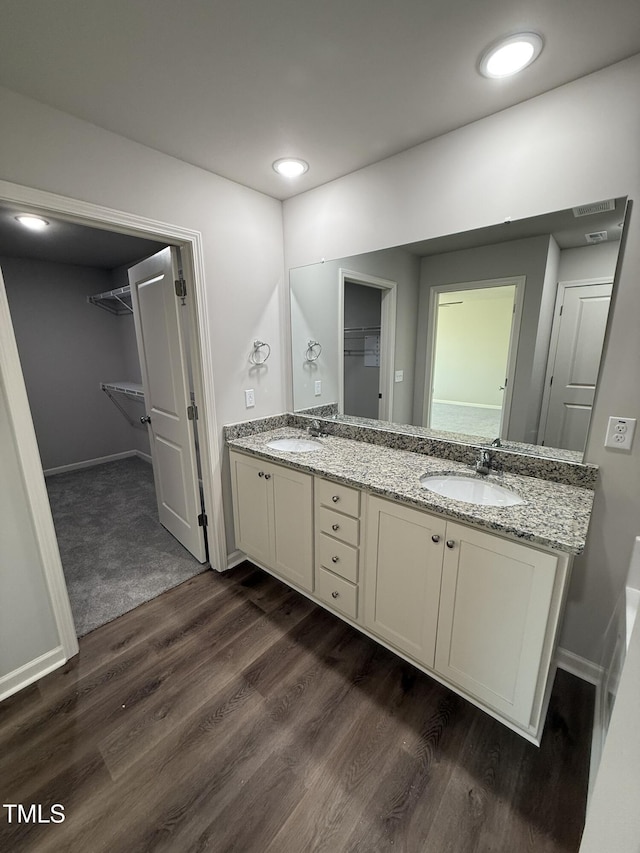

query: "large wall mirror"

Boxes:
[290, 197, 628, 460]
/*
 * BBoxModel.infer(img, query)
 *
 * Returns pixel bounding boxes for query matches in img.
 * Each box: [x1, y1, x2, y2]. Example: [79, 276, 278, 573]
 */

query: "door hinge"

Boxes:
[175, 277, 187, 305]
[187, 403, 198, 421]
[198, 513, 208, 527]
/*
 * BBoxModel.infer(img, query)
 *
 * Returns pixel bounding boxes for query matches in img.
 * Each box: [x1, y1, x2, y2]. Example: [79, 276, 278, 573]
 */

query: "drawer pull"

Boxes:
[331, 556, 339, 563]
[432, 535, 440, 543]
[446, 540, 456, 549]
[332, 495, 340, 503]
[332, 523, 340, 531]
[331, 591, 340, 599]
[258, 471, 264, 478]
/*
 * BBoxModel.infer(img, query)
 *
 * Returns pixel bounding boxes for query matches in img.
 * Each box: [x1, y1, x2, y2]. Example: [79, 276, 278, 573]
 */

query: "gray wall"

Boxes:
[283, 54, 640, 666]
[2, 257, 142, 470]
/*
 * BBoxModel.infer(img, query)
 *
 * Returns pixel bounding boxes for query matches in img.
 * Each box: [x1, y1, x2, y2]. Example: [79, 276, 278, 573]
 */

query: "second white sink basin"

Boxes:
[266, 437, 322, 453]
[420, 474, 524, 507]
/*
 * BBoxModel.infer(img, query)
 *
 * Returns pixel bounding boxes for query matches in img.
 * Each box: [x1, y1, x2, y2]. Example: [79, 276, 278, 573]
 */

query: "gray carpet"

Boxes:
[46, 456, 205, 637]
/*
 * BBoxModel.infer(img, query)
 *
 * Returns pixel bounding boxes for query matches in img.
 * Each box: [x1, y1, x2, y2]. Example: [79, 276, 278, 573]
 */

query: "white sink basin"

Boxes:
[419, 474, 524, 507]
[266, 437, 322, 453]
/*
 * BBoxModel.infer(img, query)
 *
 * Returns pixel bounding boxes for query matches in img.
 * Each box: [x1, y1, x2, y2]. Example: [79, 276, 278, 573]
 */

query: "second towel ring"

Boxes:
[305, 339, 322, 362]
[250, 339, 271, 365]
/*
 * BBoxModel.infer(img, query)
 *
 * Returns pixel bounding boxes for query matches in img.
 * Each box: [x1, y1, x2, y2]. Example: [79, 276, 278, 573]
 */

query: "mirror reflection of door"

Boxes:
[538, 280, 613, 452]
[427, 280, 522, 439]
[343, 281, 383, 419]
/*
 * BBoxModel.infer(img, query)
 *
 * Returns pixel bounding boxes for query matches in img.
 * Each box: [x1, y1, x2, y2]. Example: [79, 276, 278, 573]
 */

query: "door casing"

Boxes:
[0, 178, 225, 659]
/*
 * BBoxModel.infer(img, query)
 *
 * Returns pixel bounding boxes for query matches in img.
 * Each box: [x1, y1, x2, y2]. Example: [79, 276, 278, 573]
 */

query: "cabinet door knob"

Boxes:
[258, 471, 264, 478]
[432, 535, 440, 543]
[332, 523, 340, 531]
[264, 473, 271, 480]
[332, 495, 340, 503]
[446, 540, 456, 549]
[331, 591, 340, 599]
[331, 556, 339, 563]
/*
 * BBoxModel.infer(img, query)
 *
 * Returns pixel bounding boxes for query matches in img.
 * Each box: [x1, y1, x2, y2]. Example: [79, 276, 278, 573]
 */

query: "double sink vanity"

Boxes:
[225, 413, 596, 745]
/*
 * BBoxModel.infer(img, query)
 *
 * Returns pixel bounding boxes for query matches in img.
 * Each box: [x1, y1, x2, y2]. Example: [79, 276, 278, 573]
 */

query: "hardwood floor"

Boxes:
[0, 563, 593, 852]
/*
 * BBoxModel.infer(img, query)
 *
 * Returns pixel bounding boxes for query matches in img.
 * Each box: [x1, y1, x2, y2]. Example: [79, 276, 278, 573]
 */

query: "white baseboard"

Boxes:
[0, 646, 67, 702]
[556, 646, 604, 686]
[135, 450, 152, 464]
[44, 450, 138, 476]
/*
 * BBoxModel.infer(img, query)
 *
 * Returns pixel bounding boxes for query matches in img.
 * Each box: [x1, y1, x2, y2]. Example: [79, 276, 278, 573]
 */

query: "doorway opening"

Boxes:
[0, 183, 222, 653]
[339, 269, 397, 421]
[424, 277, 524, 439]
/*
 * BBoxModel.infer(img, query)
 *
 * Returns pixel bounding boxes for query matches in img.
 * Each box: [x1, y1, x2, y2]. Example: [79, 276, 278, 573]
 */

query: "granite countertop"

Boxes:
[227, 427, 595, 555]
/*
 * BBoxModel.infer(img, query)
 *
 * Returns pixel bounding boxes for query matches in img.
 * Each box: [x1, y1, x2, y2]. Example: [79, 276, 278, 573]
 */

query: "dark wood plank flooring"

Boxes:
[0, 563, 593, 853]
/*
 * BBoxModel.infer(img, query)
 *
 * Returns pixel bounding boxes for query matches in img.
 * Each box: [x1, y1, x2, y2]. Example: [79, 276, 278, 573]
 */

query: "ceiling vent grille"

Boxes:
[585, 231, 608, 244]
[573, 199, 615, 217]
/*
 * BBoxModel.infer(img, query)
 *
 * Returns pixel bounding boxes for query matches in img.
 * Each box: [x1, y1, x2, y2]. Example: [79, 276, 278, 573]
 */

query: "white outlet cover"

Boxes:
[314, 380, 322, 396]
[395, 370, 404, 383]
[605, 416, 636, 450]
[245, 389, 255, 408]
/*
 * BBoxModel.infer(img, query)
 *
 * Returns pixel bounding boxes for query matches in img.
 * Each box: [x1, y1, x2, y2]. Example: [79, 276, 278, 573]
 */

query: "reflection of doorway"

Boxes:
[538, 279, 613, 451]
[424, 278, 524, 439]
[339, 269, 396, 420]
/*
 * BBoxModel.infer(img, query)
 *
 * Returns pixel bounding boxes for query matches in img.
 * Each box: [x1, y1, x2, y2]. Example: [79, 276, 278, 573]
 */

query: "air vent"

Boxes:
[573, 199, 615, 217]
[585, 231, 608, 244]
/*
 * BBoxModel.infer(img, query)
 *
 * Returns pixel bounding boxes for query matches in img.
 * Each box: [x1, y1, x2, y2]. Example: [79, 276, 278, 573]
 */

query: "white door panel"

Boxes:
[129, 248, 206, 562]
[540, 281, 612, 451]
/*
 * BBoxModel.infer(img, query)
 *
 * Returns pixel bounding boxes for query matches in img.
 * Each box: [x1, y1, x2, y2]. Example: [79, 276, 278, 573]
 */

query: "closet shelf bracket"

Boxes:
[88, 285, 133, 315]
[101, 382, 145, 427]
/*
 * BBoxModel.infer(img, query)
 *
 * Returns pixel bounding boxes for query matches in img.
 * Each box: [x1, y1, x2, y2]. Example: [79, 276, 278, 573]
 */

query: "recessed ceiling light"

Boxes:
[16, 214, 50, 231]
[272, 158, 309, 178]
[479, 32, 543, 79]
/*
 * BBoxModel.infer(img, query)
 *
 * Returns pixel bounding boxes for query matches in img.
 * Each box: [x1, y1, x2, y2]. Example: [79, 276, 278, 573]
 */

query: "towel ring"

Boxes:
[250, 339, 271, 365]
[305, 340, 322, 362]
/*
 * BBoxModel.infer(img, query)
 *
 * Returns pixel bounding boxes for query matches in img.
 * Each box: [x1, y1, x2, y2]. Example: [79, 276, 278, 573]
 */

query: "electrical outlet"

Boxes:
[395, 370, 404, 383]
[314, 380, 322, 396]
[605, 416, 636, 450]
[244, 389, 255, 408]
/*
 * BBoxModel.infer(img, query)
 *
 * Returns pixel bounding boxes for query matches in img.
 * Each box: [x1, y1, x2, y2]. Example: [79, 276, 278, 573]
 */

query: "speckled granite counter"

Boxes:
[226, 426, 595, 555]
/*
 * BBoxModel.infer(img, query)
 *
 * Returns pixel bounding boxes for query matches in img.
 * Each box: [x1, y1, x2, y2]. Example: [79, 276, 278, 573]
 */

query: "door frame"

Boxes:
[537, 277, 613, 446]
[422, 276, 525, 437]
[338, 269, 397, 421]
[0, 178, 225, 658]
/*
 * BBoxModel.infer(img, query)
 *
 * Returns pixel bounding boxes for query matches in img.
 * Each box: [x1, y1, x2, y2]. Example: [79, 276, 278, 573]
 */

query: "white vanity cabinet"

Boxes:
[363, 496, 446, 668]
[229, 450, 313, 591]
[364, 495, 569, 735]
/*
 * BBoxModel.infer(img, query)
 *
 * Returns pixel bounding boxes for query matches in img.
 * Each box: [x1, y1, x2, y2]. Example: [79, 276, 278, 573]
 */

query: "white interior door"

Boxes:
[539, 281, 612, 451]
[128, 247, 206, 562]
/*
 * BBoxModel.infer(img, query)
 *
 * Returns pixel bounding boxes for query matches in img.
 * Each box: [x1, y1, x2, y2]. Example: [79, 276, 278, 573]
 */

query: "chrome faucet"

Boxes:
[475, 449, 493, 476]
[491, 437, 502, 447]
[307, 419, 322, 437]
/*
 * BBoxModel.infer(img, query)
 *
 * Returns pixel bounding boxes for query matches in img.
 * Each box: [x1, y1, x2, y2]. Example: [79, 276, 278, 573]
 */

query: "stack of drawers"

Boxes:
[314, 478, 361, 620]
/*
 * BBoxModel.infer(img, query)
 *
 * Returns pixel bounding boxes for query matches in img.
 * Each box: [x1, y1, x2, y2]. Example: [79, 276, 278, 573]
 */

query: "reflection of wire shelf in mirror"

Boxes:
[88, 285, 133, 315]
[344, 326, 381, 364]
[101, 381, 145, 426]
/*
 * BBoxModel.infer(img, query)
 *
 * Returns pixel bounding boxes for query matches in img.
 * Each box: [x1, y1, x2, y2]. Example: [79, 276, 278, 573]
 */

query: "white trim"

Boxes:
[432, 398, 501, 410]
[537, 277, 613, 446]
[556, 646, 604, 686]
[0, 646, 67, 702]
[226, 549, 247, 570]
[44, 450, 139, 476]
[135, 449, 153, 464]
[338, 269, 397, 421]
[422, 276, 525, 436]
[0, 179, 225, 658]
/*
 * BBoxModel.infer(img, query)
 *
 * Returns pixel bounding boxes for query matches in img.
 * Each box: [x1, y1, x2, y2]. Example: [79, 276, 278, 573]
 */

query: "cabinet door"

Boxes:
[364, 496, 446, 668]
[271, 465, 314, 591]
[435, 522, 558, 727]
[230, 451, 272, 565]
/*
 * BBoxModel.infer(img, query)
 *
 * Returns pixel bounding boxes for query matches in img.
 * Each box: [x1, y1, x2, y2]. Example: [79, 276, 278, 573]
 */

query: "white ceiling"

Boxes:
[1, 0, 640, 200]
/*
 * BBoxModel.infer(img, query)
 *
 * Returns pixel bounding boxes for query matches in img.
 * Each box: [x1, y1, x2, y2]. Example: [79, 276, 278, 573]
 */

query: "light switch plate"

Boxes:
[605, 416, 636, 450]
[245, 389, 255, 408]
